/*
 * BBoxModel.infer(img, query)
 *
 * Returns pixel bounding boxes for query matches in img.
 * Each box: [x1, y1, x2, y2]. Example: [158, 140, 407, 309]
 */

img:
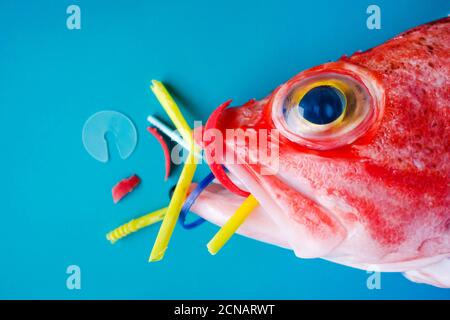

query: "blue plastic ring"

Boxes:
[178, 172, 216, 229]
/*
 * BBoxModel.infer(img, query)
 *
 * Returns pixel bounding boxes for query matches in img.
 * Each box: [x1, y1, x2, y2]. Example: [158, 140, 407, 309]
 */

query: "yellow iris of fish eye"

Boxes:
[290, 79, 348, 129]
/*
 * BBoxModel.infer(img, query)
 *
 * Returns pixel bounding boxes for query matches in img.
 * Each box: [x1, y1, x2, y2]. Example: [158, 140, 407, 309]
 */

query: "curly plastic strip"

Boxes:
[147, 127, 171, 181]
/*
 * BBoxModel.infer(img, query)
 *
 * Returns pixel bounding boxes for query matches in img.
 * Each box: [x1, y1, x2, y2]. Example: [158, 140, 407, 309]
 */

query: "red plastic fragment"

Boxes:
[204, 100, 250, 197]
[147, 126, 171, 181]
[112, 174, 141, 204]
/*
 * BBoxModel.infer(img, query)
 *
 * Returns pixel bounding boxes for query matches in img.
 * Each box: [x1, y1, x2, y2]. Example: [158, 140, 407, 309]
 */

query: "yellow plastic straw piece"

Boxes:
[150, 80, 193, 144]
[207, 194, 259, 255]
[148, 80, 197, 262]
[106, 207, 166, 244]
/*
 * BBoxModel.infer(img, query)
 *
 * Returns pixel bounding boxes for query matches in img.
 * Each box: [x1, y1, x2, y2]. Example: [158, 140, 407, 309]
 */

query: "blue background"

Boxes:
[1, 0, 449, 299]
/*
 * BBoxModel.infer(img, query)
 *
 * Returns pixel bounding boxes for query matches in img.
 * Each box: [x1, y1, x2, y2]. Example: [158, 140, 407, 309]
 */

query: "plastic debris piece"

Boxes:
[147, 127, 171, 181]
[147, 115, 203, 161]
[148, 80, 197, 262]
[204, 100, 250, 197]
[147, 115, 189, 153]
[106, 207, 167, 244]
[179, 172, 215, 229]
[207, 194, 259, 255]
[112, 174, 141, 203]
[82, 110, 137, 163]
[150, 81, 193, 143]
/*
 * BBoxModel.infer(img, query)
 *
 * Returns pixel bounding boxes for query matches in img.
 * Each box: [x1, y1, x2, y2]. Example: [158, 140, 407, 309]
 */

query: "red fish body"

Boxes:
[192, 18, 450, 287]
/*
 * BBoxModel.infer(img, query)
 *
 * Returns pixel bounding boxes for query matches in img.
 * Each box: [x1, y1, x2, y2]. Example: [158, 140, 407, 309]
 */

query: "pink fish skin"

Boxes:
[192, 18, 450, 287]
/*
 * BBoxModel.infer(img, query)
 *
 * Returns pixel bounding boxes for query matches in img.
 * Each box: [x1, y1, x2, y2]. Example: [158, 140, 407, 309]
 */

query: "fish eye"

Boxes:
[296, 85, 346, 125]
[272, 70, 383, 150]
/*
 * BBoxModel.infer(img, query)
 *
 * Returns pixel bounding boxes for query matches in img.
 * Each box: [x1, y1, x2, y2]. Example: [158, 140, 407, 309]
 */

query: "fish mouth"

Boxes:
[189, 177, 291, 249]
[190, 159, 348, 258]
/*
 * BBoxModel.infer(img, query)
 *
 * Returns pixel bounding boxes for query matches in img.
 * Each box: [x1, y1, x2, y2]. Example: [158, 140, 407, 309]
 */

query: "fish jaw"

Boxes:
[188, 161, 348, 259]
[189, 181, 291, 249]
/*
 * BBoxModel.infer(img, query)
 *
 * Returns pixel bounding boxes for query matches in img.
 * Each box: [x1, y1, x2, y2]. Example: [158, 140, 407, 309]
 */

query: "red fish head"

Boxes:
[192, 18, 450, 284]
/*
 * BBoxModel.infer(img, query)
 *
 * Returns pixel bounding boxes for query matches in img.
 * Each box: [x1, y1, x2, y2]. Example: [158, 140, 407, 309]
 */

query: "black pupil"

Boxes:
[298, 85, 345, 125]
